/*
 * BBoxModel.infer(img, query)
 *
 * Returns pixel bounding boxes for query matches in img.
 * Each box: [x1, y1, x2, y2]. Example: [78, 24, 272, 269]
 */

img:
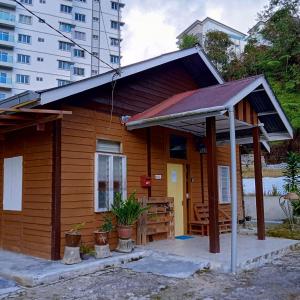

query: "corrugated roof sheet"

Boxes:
[129, 75, 262, 122]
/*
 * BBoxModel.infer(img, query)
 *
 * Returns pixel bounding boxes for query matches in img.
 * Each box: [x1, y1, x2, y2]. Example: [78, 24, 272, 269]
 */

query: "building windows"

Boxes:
[111, 20, 123, 29]
[75, 0, 86, 2]
[0, 72, 8, 84]
[37, 57, 44, 61]
[59, 22, 73, 33]
[16, 74, 30, 84]
[93, 34, 98, 40]
[17, 54, 30, 64]
[74, 13, 86, 22]
[73, 49, 85, 57]
[110, 37, 120, 46]
[36, 76, 43, 81]
[20, 0, 32, 4]
[0, 93, 6, 99]
[57, 79, 71, 86]
[19, 14, 32, 25]
[58, 60, 72, 70]
[110, 54, 120, 64]
[3, 156, 23, 211]
[91, 69, 98, 75]
[59, 41, 73, 51]
[73, 67, 85, 76]
[93, 17, 99, 22]
[0, 31, 9, 42]
[74, 31, 86, 40]
[218, 166, 231, 204]
[95, 140, 126, 212]
[40, 0, 46, 3]
[0, 51, 9, 62]
[18, 34, 31, 44]
[92, 51, 98, 57]
[111, 1, 124, 10]
[38, 37, 45, 42]
[60, 4, 72, 14]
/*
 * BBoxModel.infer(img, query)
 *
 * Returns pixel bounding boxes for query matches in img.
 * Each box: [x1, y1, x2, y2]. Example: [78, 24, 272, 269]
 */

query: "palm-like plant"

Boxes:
[283, 152, 300, 193]
[111, 192, 149, 226]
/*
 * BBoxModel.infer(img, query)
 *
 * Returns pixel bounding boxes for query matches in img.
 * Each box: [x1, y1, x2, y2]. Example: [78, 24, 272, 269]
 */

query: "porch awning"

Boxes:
[126, 75, 293, 146]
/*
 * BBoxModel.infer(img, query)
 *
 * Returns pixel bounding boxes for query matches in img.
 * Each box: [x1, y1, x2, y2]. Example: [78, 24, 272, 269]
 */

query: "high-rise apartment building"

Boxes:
[0, 0, 124, 99]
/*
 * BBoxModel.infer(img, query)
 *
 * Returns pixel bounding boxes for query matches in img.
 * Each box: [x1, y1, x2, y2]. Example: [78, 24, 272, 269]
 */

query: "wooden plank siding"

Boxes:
[0, 125, 53, 259]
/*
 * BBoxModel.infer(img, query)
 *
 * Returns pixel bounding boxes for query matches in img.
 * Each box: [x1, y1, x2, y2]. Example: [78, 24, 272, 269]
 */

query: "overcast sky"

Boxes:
[121, 0, 269, 65]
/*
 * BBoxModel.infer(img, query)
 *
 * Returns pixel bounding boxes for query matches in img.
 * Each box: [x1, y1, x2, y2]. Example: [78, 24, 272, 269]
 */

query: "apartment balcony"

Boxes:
[0, 33, 14, 48]
[0, 53, 13, 68]
[0, 11, 15, 28]
[0, 0, 16, 10]
[0, 75, 12, 89]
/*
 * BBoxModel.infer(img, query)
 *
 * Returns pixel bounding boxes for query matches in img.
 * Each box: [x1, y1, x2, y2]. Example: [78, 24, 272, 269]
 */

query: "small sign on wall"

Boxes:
[154, 174, 162, 180]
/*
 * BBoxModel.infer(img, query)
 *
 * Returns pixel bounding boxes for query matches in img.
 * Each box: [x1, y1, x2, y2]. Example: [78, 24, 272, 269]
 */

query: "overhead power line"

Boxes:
[13, 0, 119, 73]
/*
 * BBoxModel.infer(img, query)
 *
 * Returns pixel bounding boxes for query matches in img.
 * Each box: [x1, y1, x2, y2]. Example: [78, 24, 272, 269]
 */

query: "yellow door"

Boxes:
[167, 163, 184, 236]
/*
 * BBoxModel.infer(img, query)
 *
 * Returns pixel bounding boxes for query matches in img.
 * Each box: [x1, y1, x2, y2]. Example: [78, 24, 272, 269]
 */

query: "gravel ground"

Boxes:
[3, 249, 300, 300]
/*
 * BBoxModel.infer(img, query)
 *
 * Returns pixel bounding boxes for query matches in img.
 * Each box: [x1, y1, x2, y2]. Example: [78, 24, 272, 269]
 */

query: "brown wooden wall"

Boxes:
[60, 106, 148, 255]
[0, 125, 53, 259]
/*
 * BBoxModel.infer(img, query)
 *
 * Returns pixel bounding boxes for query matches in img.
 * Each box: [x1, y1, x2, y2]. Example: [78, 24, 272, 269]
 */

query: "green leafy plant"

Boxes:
[111, 192, 149, 226]
[99, 216, 114, 232]
[178, 34, 199, 50]
[68, 222, 85, 234]
[80, 244, 94, 255]
[292, 200, 300, 217]
[283, 152, 300, 193]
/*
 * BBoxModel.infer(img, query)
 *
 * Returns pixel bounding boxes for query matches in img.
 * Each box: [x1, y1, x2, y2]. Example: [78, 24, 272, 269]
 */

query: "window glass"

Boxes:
[169, 135, 187, 159]
[98, 155, 110, 210]
[218, 166, 231, 203]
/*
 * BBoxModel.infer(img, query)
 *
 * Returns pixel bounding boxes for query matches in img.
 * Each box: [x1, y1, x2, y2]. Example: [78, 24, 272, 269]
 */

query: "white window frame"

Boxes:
[3, 156, 23, 211]
[94, 152, 127, 212]
[218, 165, 231, 204]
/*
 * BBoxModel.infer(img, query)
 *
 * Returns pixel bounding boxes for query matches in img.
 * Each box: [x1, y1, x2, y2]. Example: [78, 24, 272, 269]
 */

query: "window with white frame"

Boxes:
[19, 14, 32, 25]
[3, 156, 23, 211]
[218, 165, 231, 204]
[95, 140, 126, 212]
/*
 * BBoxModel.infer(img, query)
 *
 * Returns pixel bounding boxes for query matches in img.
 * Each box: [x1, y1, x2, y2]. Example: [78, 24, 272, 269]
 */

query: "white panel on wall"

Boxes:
[3, 156, 23, 211]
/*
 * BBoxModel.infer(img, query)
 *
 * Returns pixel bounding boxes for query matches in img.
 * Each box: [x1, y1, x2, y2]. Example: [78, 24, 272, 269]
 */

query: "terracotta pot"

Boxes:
[65, 233, 81, 247]
[94, 231, 109, 245]
[117, 225, 133, 240]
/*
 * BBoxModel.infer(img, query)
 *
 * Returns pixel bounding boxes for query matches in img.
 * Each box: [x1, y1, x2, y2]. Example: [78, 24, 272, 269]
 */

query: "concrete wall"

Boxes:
[244, 196, 286, 221]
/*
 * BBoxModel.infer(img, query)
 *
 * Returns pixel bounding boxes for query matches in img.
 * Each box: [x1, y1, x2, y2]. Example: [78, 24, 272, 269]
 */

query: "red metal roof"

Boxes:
[128, 75, 262, 122]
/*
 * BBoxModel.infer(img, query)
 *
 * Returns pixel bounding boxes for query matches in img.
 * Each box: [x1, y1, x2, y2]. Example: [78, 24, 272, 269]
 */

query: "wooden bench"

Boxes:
[189, 203, 231, 236]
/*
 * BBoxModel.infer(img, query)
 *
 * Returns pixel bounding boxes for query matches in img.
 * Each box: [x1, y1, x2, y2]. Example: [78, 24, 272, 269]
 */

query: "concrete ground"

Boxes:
[2, 248, 300, 300]
[144, 234, 300, 271]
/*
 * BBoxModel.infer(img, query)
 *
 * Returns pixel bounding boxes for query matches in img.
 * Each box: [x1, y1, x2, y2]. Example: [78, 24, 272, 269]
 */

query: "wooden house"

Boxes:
[0, 47, 293, 260]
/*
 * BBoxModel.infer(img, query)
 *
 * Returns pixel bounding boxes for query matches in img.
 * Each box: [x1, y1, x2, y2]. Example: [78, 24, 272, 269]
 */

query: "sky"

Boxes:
[121, 0, 269, 65]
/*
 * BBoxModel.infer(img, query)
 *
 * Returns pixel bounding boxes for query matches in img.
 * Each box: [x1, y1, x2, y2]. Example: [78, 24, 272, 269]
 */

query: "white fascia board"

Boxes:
[195, 45, 224, 84]
[225, 76, 293, 140]
[127, 106, 226, 130]
[41, 47, 212, 105]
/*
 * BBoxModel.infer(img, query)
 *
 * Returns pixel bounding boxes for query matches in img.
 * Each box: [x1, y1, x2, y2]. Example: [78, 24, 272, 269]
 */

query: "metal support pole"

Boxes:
[229, 106, 238, 273]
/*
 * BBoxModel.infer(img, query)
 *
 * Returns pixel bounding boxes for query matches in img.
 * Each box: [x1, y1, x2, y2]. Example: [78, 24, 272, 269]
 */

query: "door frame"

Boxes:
[166, 161, 188, 235]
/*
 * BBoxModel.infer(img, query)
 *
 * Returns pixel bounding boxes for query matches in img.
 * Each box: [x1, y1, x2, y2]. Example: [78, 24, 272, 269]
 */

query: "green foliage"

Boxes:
[292, 200, 300, 216]
[80, 244, 94, 255]
[111, 192, 149, 226]
[69, 222, 85, 234]
[204, 30, 233, 71]
[283, 152, 300, 193]
[225, 1, 300, 129]
[100, 215, 114, 232]
[178, 34, 199, 50]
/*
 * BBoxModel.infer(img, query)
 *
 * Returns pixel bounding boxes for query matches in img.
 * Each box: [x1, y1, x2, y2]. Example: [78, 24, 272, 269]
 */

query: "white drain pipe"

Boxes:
[228, 106, 238, 273]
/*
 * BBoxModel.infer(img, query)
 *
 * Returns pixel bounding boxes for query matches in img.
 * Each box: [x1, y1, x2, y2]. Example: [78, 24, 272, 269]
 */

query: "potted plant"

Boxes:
[80, 244, 95, 260]
[94, 216, 113, 246]
[111, 192, 149, 239]
[65, 223, 85, 247]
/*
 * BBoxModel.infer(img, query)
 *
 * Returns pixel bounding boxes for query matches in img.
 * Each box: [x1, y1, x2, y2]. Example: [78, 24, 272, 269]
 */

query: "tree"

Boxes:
[178, 34, 199, 50]
[283, 152, 300, 193]
[204, 30, 233, 72]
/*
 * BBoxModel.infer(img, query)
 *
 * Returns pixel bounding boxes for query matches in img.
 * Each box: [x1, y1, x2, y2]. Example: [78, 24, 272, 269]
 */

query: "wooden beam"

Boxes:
[0, 107, 72, 115]
[206, 116, 220, 253]
[146, 128, 152, 198]
[0, 114, 34, 120]
[252, 126, 265, 240]
[0, 122, 19, 126]
[0, 114, 63, 134]
[51, 119, 62, 260]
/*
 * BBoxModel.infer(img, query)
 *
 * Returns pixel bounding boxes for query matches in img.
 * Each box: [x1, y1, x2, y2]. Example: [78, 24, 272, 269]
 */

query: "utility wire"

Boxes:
[14, 0, 119, 73]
